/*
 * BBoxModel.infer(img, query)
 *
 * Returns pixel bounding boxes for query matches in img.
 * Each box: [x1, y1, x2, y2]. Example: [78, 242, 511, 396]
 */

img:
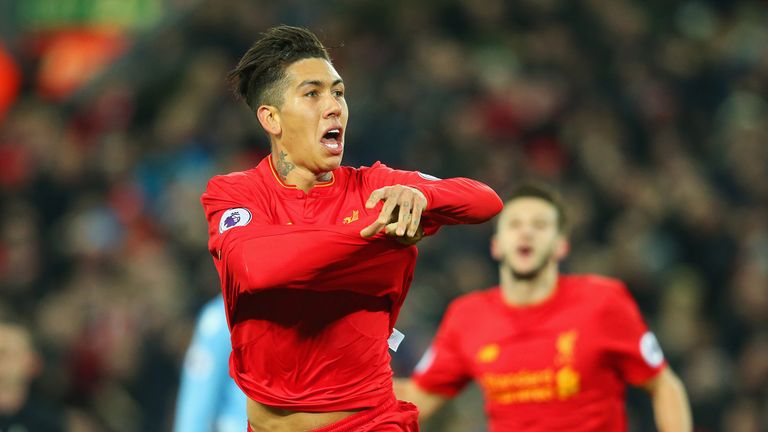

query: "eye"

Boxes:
[533, 220, 550, 230]
[333, 89, 345, 98]
[305, 90, 318, 97]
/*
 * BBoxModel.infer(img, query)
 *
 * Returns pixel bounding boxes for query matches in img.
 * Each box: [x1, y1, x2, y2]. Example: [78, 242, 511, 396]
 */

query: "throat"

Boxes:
[500, 264, 557, 306]
[271, 151, 333, 192]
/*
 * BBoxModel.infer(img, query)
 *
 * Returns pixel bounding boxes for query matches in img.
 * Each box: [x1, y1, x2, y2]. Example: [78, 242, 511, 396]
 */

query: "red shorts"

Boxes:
[246, 398, 419, 432]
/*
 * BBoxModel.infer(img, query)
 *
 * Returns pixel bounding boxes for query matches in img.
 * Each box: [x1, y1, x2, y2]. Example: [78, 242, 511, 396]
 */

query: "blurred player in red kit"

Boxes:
[395, 183, 692, 431]
[200, 26, 502, 431]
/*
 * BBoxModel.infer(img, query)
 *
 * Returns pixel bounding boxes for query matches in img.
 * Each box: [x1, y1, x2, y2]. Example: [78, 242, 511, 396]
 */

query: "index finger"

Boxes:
[360, 219, 385, 238]
[365, 188, 386, 209]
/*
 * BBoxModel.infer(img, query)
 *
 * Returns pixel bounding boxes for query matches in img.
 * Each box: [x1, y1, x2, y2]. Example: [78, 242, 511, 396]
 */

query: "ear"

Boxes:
[28, 351, 43, 377]
[256, 105, 281, 136]
[490, 234, 503, 261]
[554, 235, 569, 261]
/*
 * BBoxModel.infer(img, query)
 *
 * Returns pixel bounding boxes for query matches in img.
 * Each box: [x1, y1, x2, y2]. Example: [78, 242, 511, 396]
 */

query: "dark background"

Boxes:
[0, 0, 766, 430]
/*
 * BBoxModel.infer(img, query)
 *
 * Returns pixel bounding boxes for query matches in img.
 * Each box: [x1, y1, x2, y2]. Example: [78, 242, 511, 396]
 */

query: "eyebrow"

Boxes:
[297, 79, 344, 89]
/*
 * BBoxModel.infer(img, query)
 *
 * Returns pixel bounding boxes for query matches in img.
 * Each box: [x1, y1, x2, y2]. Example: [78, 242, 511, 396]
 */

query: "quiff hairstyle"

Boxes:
[227, 25, 331, 111]
[503, 182, 568, 233]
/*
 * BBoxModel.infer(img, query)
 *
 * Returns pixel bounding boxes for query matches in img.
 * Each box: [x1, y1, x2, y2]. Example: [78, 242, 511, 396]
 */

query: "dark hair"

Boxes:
[227, 25, 331, 111]
[506, 182, 568, 232]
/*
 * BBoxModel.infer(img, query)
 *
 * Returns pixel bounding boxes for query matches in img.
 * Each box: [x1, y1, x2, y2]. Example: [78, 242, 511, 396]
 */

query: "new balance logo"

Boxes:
[343, 210, 359, 224]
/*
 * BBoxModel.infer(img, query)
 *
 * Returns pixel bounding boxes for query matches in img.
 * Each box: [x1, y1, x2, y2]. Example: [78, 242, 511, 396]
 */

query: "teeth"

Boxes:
[326, 143, 339, 149]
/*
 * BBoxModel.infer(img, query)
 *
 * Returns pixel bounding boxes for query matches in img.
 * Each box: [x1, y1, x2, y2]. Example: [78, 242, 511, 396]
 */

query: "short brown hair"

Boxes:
[505, 182, 568, 232]
[227, 25, 331, 110]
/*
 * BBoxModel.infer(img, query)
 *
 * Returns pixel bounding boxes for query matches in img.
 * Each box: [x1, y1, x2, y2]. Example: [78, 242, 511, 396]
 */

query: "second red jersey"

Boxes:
[412, 275, 666, 432]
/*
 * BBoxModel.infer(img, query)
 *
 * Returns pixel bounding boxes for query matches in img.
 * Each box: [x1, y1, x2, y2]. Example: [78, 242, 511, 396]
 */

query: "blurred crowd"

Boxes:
[0, 0, 766, 431]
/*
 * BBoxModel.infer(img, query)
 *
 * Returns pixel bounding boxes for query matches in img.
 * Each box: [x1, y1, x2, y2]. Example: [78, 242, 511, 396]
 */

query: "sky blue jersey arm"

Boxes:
[173, 296, 246, 432]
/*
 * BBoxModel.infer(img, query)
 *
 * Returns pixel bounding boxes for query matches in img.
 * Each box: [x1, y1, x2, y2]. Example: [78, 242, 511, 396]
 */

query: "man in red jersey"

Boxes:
[395, 183, 692, 432]
[200, 26, 502, 432]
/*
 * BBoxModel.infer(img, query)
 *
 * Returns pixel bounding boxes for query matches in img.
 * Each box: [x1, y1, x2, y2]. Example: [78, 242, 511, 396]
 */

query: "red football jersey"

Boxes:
[201, 156, 502, 411]
[412, 275, 666, 432]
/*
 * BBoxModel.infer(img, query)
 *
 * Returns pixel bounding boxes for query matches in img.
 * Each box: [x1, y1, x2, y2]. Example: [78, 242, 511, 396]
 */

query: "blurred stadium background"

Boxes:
[0, 0, 767, 431]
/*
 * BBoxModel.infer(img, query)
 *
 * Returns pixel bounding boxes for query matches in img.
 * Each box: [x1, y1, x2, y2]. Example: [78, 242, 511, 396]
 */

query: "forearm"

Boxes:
[415, 178, 503, 225]
[649, 370, 693, 432]
[174, 322, 230, 431]
[174, 371, 219, 431]
[361, 163, 502, 226]
[222, 224, 411, 294]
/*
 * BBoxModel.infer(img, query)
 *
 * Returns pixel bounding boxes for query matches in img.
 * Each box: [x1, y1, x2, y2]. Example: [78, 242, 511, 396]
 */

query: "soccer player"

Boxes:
[200, 26, 502, 431]
[174, 295, 246, 432]
[395, 183, 692, 432]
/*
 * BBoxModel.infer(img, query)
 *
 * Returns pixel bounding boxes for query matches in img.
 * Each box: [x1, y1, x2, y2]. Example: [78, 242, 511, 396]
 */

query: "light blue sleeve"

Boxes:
[173, 296, 247, 432]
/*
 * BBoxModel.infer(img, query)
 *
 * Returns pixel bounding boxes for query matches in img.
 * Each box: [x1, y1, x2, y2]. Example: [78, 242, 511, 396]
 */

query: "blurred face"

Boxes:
[0, 324, 38, 387]
[269, 57, 348, 174]
[492, 197, 567, 280]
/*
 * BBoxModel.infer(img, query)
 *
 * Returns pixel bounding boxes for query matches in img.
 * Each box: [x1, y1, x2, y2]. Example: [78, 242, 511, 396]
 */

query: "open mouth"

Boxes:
[320, 127, 343, 154]
[518, 246, 533, 257]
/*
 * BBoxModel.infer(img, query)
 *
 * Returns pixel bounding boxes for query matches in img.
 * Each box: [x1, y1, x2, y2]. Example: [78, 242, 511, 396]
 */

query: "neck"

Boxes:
[0, 385, 27, 414]
[499, 262, 558, 306]
[271, 150, 331, 193]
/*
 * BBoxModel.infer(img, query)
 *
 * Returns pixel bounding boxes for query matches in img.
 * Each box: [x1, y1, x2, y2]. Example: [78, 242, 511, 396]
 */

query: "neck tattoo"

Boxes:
[276, 151, 295, 181]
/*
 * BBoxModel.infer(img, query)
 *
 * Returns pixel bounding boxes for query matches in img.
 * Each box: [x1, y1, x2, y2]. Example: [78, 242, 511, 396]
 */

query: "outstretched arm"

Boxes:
[202, 176, 415, 298]
[640, 367, 693, 432]
[174, 298, 245, 431]
[360, 163, 503, 238]
[219, 222, 414, 295]
[413, 176, 503, 225]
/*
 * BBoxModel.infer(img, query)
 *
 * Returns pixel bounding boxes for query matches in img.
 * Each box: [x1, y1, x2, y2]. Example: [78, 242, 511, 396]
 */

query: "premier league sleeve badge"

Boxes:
[219, 208, 252, 233]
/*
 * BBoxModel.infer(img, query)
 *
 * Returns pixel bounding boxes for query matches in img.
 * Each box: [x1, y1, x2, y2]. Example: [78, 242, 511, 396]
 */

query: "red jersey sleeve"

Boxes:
[361, 162, 502, 234]
[201, 175, 415, 301]
[599, 282, 667, 386]
[411, 302, 473, 397]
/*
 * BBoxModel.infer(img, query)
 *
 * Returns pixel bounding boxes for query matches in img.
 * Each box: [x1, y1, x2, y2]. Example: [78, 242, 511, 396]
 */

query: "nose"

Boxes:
[518, 223, 536, 238]
[323, 94, 343, 119]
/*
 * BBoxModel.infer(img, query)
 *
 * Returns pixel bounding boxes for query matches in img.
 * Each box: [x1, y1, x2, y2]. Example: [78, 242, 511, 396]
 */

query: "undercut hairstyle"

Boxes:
[227, 25, 331, 111]
[506, 182, 568, 233]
